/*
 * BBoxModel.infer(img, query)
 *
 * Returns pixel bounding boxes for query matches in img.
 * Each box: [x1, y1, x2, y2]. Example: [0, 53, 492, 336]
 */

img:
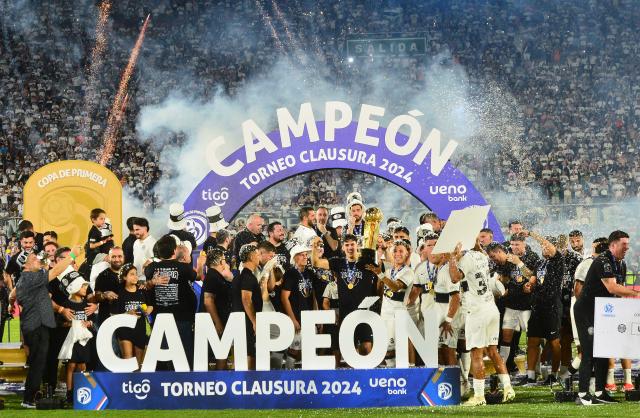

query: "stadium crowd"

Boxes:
[2, 0, 640, 224]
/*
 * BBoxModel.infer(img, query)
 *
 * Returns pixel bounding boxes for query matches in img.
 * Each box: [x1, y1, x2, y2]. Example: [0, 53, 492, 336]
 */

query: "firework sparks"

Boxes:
[98, 14, 150, 166]
[79, 0, 111, 138]
[255, 0, 285, 53]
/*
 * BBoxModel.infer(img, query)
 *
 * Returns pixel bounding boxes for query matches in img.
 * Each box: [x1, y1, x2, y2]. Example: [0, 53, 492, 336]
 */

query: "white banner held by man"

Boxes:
[432, 205, 490, 255]
[593, 297, 640, 359]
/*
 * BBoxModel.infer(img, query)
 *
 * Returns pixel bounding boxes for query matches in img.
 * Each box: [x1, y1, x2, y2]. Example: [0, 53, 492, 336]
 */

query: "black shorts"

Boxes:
[353, 323, 373, 346]
[324, 324, 339, 351]
[527, 304, 562, 340]
[246, 319, 256, 357]
[70, 341, 91, 364]
[116, 324, 148, 349]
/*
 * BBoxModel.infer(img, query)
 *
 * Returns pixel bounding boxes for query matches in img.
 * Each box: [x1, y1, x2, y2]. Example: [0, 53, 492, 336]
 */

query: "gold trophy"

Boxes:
[358, 207, 383, 267]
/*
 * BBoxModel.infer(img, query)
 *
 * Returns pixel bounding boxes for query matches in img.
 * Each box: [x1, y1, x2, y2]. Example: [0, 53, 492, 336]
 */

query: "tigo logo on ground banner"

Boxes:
[122, 379, 151, 400]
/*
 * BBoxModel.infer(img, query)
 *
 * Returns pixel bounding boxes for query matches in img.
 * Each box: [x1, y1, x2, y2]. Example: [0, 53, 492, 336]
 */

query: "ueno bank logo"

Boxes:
[77, 387, 92, 405]
[429, 185, 467, 202]
[123, 379, 151, 400]
[437, 382, 453, 400]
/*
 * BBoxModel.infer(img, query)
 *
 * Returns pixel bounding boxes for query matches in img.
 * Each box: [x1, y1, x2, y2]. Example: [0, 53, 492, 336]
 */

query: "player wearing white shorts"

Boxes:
[380, 240, 415, 366]
[451, 243, 515, 406]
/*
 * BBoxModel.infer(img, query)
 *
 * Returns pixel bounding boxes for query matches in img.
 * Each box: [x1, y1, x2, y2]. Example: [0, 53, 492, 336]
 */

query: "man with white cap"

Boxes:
[167, 202, 197, 251]
[202, 205, 229, 254]
[345, 192, 365, 237]
[281, 242, 316, 368]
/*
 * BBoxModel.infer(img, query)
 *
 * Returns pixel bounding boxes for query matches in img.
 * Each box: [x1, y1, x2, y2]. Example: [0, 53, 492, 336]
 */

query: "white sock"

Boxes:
[385, 358, 396, 368]
[498, 373, 511, 389]
[607, 368, 614, 385]
[461, 352, 471, 381]
[624, 369, 632, 384]
[473, 378, 485, 398]
[270, 352, 284, 369]
[589, 377, 595, 393]
[527, 370, 536, 380]
[499, 345, 511, 361]
[571, 357, 581, 370]
[285, 355, 296, 369]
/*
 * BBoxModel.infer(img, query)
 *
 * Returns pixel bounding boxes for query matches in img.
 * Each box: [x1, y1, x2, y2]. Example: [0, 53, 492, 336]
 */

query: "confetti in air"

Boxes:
[254, 0, 286, 53]
[98, 14, 150, 166]
[79, 0, 111, 139]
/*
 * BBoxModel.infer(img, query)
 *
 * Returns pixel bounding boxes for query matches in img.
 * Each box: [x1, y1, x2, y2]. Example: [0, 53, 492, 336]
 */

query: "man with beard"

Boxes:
[574, 231, 639, 405]
[132, 218, 156, 282]
[316, 205, 340, 259]
[93, 247, 124, 369]
[520, 232, 565, 386]
[477, 228, 494, 249]
[487, 242, 534, 376]
[267, 221, 290, 268]
[17, 220, 44, 252]
[233, 214, 265, 265]
[293, 206, 317, 245]
[311, 234, 378, 355]
[4, 230, 36, 287]
[281, 243, 316, 368]
[202, 248, 234, 370]
[555, 234, 583, 381]
[569, 230, 587, 258]
[94, 247, 124, 327]
[346, 196, 365, 238]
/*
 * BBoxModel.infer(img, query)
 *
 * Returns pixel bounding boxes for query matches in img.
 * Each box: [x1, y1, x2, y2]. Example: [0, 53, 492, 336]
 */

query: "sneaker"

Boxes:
[519, 378, 539, 387]
[463, 396, 487, 406]
[21, 401, 36, 409]
[595, 392, 619, 404]
[460, 381, 471, 400]
[605, 383, 617, 392]
[623, 383, 635, 392]
[502, 386, 516, 403]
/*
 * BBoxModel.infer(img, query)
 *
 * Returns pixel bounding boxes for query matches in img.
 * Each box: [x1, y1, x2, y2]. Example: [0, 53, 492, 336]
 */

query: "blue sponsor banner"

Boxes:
[74, 367, 459, 410]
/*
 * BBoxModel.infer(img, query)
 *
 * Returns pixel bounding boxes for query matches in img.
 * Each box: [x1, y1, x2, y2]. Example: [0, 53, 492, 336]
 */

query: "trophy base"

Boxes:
[357, 248, 378, 269]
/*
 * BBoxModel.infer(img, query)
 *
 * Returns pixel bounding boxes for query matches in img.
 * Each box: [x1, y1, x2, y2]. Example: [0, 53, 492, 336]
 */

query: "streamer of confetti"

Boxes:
[79, 0, 111, 139]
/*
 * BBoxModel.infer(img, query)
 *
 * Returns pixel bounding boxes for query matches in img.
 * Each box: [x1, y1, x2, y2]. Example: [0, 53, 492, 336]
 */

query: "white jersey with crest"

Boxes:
[457, 250, 495, 311]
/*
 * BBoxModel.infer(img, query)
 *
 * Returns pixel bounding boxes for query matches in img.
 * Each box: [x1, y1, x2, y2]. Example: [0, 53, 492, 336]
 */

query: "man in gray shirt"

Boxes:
[14, 245, 82, 408]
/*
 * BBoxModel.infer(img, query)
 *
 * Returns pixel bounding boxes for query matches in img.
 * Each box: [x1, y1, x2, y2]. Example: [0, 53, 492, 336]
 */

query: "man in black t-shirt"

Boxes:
[311, 234, 378, 355]
[145, 235, 197, 367]
[233, 214, 265, 267]
[487, 242, 534, 373]
[4, 230, 37, 286]
[232, 244, 262, 370]
[521, 232, 565, 385]
[94, 247, 124, 326]
[267, 221, 290, 269]
[202, 248, 234, 370]
[574, 231, 640, 405]
[121, 217, 137, 264]
[316, 206, 341, 260]
[281, 243, 315, 368]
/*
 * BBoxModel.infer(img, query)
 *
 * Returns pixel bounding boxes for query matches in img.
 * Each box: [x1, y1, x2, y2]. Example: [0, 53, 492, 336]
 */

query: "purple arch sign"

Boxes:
[183, 120, 503, 247]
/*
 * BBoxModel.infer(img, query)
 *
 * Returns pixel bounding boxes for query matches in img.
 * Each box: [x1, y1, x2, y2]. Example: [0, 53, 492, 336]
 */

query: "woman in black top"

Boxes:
[116, 264, 153, 367]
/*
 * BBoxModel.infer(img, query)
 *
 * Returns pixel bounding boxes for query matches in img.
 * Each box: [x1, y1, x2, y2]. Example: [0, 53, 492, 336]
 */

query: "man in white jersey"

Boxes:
[379, 240, 415, 367]
[450, 243, 515, 406]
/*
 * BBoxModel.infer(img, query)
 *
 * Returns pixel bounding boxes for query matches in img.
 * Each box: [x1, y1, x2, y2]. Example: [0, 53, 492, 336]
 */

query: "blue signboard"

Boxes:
[74, 367, 459, 410]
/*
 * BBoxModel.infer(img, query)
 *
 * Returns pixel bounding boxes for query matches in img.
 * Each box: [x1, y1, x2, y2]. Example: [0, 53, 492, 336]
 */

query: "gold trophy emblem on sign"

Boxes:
[359, 207, 383, 267]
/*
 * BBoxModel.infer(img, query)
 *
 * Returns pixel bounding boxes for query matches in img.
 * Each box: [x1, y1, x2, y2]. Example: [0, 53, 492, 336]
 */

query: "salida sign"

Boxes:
[182, 101, 503, 246]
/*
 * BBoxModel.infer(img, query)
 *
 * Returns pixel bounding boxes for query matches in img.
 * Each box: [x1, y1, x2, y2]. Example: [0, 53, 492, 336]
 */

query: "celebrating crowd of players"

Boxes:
[2, 193, 639, 407]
